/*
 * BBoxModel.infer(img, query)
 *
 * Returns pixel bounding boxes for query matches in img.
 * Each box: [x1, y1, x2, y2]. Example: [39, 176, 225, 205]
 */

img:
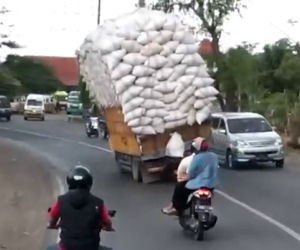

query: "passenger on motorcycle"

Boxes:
[162, 138, 219, 216]
[47, 166, 113, 250]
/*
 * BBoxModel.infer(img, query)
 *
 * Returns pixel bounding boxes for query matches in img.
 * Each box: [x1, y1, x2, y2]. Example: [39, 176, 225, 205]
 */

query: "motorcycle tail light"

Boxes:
[196, 188, 211, 197]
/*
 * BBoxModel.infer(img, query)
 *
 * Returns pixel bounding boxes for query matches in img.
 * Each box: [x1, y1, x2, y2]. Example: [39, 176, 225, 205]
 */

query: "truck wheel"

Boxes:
[115, 153, 126, 174]
[132, 157, 142, 182]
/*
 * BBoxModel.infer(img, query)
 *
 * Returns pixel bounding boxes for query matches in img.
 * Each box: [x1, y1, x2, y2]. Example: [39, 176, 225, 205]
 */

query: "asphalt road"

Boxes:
[1, 114, 300, 250]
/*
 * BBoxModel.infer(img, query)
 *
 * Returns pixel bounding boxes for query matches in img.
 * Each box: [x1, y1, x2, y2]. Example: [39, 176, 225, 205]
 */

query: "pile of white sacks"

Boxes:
[78, 9, 218, 135]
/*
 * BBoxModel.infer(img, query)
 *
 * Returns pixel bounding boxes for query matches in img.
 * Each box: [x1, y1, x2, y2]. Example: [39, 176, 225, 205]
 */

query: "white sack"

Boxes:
[143, 99, 165, 109]
[165, 53, 184, 67]
[196, 104, 212, 124]
[163, 93, 178, 104]
[135, 77, 156, 87]
[124, 108, 146, 123]
[141, 43, 163, 56]
[123, 53, 146, 65]
[163, 16, 177, 31]
[179, 96, 196, 113]
[160, 46, 173, 57]
[140, 88, 163, 99]
[165, 119, 186, 130]
[165, 132, 185, 157]
[152, 117, 165, 133]
[177, 86, 196, 104]
[128, 117, 152, 127]
[165, 112, 187, 122]
[169, 64, 187, 81]
[193, 77, 214, 88]
[165, 41, 180, 52]
[156, 68, 173, 81]
[131, 126, 156, 135]
[115, 75, 136, 94]
[194, 97, 217, 109]
[154, 82, 177, 93]
[146, 109, 168, 118]
[145, 55, 168, 69]
[137, 31, 160, 45]
[187, 108, 196, 126]
[173, 31, 186, 42]
[195, 86, 219, 98]
[116, 29, 139, 40]
[155, 30, 173, 44]
[196, 66, 210, 78]
[182, 54, 205, 66]
[111, 63, 133, 80]
[132, 66, 155, 77]
[102, 56, 119, 71]
[122, 40, 142, 53]
[176, 44, 198, 54]
[122, 97, 145, 113]
[122, 86, 144, 103]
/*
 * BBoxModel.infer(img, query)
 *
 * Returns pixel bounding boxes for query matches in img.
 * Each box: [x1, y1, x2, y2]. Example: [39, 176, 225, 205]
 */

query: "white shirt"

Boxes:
[177, 153, 195, 182]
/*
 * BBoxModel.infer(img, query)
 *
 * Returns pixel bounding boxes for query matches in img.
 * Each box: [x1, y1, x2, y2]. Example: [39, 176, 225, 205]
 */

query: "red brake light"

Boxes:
[196, 188, 211, 197]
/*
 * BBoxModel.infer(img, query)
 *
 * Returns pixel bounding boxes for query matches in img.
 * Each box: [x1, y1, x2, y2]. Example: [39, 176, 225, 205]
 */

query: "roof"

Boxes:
[28, 56, 79, 86]
[212, 112, 263, 119]
[199, 39, 214, 56]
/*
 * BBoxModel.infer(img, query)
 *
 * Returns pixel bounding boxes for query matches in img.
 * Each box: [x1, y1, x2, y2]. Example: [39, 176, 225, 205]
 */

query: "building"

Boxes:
[29, 56, 79, 90]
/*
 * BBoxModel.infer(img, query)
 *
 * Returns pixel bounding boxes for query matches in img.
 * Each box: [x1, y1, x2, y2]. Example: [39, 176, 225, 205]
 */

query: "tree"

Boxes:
[219, 46, 259, 111]
[256, 39, 293, 93]
[275, 54, 300, 93]
[152, 0, 246, 110]
[4, 55, 63, 94]
[0, 66, 21, 96]
[0, 6, 20, 49]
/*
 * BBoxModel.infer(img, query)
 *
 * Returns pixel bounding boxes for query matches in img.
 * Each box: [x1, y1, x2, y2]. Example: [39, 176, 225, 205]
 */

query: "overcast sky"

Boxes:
[1, 0, 300, 58]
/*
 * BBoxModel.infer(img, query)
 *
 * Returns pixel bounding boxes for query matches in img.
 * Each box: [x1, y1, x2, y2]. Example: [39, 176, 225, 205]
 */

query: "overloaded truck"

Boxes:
[78, 9, 218, 183]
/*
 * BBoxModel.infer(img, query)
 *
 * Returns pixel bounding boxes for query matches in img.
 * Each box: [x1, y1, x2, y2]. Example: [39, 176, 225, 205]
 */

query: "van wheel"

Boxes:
[41, 116, 45, 121]
[226, 150, 236, 169]
[6, 116, 11, 122]
[275, 160, 284, 168]
[24, 116, 28, 121]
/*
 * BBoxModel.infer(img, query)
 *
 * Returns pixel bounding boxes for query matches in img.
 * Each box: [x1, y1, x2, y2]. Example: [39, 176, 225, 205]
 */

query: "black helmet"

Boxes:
[66, 166, 93, 190]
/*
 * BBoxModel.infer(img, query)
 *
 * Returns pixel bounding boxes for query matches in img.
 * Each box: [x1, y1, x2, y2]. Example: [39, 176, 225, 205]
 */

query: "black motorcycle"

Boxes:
[85, 117, 99, 138]
[179, 188, 217, 241]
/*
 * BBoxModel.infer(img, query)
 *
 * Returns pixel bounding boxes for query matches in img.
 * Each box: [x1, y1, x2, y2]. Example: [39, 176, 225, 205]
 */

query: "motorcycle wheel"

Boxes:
[99, 124, 107, 139]
[194, 220, 205, 241]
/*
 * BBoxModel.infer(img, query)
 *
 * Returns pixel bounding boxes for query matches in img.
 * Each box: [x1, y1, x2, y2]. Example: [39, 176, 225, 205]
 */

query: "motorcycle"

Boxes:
[179, 187, 217, 241]
[99, 116, 109, 140]
[85, 117, 99, 138]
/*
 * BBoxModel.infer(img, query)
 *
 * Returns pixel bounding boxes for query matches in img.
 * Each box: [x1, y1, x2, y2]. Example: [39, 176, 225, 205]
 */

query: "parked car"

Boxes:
[210, 112, 284, 168]
[0, 95, 11, 121]
[66, 91, 83, 116]
[24, 94, 45, 121]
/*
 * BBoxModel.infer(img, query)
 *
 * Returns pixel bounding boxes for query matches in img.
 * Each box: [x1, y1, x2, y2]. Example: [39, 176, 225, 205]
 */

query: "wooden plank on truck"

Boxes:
[104, 107, 141, 156]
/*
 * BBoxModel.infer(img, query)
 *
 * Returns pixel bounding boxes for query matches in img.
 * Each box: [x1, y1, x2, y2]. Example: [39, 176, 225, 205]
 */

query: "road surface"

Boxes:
[0, 114, 300, 250]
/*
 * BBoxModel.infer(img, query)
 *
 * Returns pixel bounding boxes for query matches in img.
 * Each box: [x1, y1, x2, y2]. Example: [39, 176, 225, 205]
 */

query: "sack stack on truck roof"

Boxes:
[78, 8, 218, 135]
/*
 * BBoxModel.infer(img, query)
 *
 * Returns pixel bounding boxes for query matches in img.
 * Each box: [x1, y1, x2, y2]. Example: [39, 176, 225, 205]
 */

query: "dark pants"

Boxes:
[45, 244, 113, 250]
[172, 181, 195, 213]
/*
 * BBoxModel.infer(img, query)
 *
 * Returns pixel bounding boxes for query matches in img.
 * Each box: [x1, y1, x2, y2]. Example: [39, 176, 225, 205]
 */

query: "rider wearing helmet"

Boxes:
[162, 138, 219, 216]
[47, 166, 113, 250]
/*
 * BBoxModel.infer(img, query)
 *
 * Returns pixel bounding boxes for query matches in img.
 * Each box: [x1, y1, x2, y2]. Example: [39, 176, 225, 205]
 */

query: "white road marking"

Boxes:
[215, 189, 300, 242]
[0, 127, 113, 154]
[1, 126, 300, 242]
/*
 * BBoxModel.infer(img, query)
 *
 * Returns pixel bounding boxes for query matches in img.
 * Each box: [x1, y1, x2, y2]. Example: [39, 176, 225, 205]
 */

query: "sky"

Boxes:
[1, 0, 300, 59]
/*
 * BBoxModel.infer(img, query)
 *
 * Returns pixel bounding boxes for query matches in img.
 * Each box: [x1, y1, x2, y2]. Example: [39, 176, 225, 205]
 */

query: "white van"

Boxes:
[24, 94, 45, 121]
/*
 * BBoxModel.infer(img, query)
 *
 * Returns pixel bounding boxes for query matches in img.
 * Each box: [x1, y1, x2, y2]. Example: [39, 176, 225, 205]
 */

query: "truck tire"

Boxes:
[132, 157, 142, 182]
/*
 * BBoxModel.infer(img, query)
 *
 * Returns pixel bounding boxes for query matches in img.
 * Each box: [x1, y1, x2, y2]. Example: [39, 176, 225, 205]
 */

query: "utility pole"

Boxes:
[97, 0, 101, 25]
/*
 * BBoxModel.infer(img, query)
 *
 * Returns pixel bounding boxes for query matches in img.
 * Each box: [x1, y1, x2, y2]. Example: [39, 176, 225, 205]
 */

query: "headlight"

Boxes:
[232, 140, 248, 147]
[275, 138, 283, 146]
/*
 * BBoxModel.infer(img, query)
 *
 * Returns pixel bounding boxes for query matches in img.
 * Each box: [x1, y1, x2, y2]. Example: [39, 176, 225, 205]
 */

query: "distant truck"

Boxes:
[0, 95, 11, 121]
[66, 91, 83, 116]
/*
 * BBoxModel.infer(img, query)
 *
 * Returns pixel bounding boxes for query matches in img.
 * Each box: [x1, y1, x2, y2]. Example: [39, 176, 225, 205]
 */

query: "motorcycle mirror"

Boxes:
[108, 210, 116, 217]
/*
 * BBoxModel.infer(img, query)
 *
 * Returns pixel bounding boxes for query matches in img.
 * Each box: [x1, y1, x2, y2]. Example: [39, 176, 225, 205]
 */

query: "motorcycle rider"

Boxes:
[47, 166, 113, 250]
[162, 138, 219, 218]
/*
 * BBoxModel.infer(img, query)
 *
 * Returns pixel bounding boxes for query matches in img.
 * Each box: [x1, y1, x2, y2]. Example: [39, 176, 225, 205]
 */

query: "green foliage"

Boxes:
[0, 66, 21, 96]
[79, 77, 91, 108]
[4, 55, 63, 94]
